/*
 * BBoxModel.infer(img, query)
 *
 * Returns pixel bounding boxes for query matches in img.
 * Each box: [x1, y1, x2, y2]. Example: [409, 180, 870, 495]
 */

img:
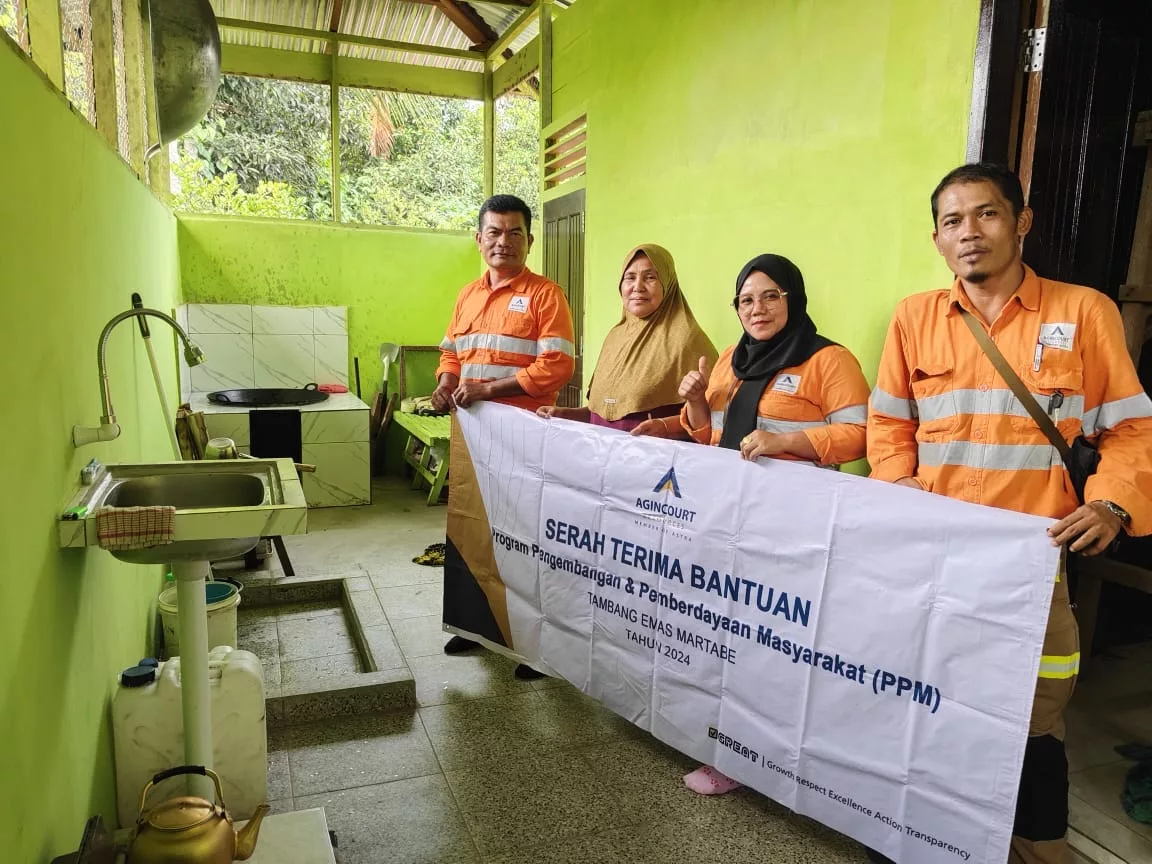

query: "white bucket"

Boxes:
[159, 582, 241, 656]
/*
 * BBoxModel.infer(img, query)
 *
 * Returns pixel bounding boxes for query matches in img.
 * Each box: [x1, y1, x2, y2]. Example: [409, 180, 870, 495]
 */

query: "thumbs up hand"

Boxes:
[679, 356, 711, 404]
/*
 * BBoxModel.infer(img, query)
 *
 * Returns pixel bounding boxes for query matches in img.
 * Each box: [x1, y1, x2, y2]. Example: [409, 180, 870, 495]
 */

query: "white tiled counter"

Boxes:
[190, 392, 371, 508]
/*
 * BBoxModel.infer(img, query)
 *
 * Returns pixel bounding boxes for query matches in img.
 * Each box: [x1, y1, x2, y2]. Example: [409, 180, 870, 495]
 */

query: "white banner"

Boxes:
[450, 403, 1059, 863]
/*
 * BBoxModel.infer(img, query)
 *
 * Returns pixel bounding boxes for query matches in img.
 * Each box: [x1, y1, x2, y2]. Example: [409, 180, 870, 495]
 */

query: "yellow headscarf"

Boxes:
[586, 244, 718, 421]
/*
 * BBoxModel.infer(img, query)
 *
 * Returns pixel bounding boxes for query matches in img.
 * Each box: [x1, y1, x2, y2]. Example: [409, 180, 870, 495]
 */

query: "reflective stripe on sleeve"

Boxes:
[537, 337, 575, 356]
[757, 417, 827, 434]
[1037, 652, 1080, 680]
[870, 388, 916, 420]
[826, 405, 867, 425]
[1081, 392, 1152, 436]
[439, 337, 456, 352]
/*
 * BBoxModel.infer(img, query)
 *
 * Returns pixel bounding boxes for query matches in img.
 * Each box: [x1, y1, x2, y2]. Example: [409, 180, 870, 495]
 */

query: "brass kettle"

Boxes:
[128, 765, 269, 864]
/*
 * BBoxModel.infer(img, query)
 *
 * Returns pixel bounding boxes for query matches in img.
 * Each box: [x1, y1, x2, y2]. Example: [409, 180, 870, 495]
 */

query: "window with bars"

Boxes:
[111, 0, 130, 161]
[0, 0, 29, 52]
[59, 0, 95, 122]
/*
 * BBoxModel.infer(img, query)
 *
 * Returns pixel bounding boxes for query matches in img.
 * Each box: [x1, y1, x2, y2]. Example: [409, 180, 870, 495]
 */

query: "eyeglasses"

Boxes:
[734, 290, 788, 310]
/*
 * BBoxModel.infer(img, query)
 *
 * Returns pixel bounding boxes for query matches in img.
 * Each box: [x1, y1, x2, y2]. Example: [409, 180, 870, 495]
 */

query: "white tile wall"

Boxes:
[252, 305, 314, 335]
[181, 304, 347, 395]
[301, 410, 368, 444]
[302, 442, 371, 506]
[314, 335, 349, 386]
[189, 334, 255, 391]
[204, 413, 251, 447]
[189, 304, 251, 334]
[253, 334, 315, 388]
[313, 307, 347, 335]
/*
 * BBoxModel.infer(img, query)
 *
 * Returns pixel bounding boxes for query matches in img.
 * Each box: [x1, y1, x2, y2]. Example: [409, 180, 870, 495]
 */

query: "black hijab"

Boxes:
[718, 254, 835, 450]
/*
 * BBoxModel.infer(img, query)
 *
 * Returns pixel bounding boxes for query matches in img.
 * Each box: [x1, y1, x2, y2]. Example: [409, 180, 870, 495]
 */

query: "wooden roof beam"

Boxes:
[215, 17, 485, 61]
[435, 0, 498, 50]
[404, 0, 531, 6]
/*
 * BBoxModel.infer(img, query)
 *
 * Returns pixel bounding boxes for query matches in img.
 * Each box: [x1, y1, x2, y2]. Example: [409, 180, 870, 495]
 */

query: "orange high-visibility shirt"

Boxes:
[436, 267, 575, 412]
[680, 344, 870, 467]
[868, 266, 1152, 533]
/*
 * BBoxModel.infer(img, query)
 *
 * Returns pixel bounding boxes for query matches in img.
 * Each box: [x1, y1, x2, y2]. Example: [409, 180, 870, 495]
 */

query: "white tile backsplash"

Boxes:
[313, 306, 347, 335]
[179, 303, 348, 397]
[302, 410, 369, 444]
[204, 413, 251, 447]
[254, 334, 315, 388]
[314, 335, 349, 386]
[302, 442, 371, 506]
[253, 305, 314, 335]
[189, 334, 255, 391]
[189, 304, 252, 334]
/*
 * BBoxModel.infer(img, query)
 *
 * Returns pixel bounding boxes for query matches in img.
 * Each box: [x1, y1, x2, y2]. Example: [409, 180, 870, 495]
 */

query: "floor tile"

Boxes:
[295, 775, 478, 864]
[361, 623, 405, 670]
[277, 616, 354, 662]
[281, 652, 361, 685]
[267, 728, 292, 801]
[266, 798, 294, 816]
[1070, 761, 1152, 843]
[376, 583, 442, 621]
[237, 621, 278, 658]
[600, 804, 868, 863]
[276, 600, 343, 621]
[444, 749, 645, 856]
[418, 692, 558, 773]
[237, 605, 278, 628]
[407, 650, 535, 707]
[286, 711, 440, 796]
[1070, 790, 1152, 862]
[368, 562, 443, 589]
[348, 590, 389, 628]
[532, 686, 648, 748]
[343, 575, 373, 593]
[391, 614, 450, 660]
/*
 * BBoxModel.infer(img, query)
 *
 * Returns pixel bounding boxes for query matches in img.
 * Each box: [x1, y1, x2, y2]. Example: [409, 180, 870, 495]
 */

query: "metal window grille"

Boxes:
[111, 0, 130, 160]
[0, 0, 30, 52]
[59, 0, 95, 122]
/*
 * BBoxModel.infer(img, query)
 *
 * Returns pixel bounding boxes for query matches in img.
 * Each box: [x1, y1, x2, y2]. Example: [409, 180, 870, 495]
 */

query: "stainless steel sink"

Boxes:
[104, 473, 266, 509]
[59, 459, 308, 564]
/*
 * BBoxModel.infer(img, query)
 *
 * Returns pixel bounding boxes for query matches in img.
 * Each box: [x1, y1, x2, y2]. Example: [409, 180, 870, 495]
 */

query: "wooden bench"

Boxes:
[393, 411, 451, 505]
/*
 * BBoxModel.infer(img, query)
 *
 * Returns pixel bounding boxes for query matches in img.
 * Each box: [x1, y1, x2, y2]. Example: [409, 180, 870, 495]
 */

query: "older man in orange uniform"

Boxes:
[432, 194, 575, 678]
[868, 163, 1152, 864]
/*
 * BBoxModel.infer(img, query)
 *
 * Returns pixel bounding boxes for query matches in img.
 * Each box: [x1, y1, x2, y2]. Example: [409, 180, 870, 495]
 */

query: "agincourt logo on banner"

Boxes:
[636, 466, 696, 524]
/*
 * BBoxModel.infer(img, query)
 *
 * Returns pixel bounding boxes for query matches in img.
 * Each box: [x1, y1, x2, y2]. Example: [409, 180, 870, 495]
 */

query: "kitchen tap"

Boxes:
[73, 308, 205, 447]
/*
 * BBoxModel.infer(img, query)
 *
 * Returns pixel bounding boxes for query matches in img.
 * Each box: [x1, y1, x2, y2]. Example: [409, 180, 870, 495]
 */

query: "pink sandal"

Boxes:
[683, 764, 743, 795]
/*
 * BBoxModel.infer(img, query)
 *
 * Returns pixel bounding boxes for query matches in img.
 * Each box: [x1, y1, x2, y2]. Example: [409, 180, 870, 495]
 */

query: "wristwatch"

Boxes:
[1097, 500, 1131, 526]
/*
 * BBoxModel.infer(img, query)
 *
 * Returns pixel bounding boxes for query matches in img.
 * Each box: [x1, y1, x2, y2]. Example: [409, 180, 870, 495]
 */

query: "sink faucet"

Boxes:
[73, 308, 205, 447]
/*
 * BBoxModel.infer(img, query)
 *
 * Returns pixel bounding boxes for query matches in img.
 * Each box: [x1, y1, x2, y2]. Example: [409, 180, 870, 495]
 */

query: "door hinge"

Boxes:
[1022, 27, 1047, 72]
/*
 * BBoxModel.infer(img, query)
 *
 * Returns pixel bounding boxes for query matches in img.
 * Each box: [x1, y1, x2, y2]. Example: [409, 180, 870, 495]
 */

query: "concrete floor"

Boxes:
[245, 478, 1146, 864]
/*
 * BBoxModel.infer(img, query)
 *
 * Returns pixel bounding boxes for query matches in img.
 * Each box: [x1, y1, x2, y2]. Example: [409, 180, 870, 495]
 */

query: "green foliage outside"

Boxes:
[171, 74, 542, 230]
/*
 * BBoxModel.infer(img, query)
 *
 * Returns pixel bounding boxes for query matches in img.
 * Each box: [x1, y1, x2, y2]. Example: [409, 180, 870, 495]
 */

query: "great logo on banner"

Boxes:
[443, 403, 1059, 864]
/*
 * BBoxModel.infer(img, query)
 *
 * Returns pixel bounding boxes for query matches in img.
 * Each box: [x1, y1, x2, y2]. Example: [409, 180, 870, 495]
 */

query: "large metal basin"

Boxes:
[104, 473, 266, 509]
[58, 459, 308, 565]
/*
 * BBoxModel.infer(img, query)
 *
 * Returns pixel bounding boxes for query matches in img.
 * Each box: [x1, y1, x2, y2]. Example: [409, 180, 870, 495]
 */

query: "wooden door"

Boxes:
[1020, 0, 1152, 298]
[543, 188, 586, 408]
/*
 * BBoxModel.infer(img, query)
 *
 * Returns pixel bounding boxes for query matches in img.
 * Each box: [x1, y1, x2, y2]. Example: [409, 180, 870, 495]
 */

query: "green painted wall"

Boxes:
[177, 216, 480, 395]
[552, 0, 980, 420]
[0, 40, 181, 861]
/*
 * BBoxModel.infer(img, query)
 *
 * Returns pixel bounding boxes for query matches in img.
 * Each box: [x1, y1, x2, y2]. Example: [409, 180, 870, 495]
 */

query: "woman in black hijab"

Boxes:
[679, 254, 871, 797]
[678, 253, 870, 466]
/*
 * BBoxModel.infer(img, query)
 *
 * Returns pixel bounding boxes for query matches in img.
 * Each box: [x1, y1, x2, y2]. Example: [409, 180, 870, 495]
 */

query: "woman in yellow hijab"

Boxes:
[538, 244, 717, 435]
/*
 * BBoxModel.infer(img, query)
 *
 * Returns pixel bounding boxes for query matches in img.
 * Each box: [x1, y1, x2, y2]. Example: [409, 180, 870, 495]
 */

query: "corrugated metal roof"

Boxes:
[210, 0, 577, 73]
